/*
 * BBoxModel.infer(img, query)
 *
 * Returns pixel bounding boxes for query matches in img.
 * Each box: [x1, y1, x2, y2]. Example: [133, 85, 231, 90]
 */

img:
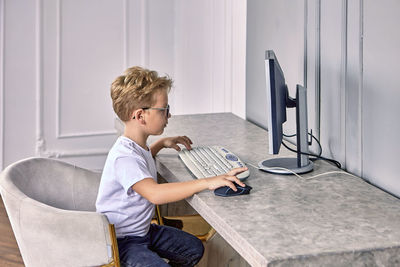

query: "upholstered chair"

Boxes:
[0, 157, 119, 267]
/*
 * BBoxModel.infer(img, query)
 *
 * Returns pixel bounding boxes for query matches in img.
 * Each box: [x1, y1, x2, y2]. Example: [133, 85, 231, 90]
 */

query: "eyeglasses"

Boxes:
[133, 104, 170, 119]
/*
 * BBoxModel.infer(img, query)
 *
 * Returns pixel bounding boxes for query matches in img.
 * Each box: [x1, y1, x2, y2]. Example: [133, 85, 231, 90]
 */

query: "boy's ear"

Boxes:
[132, 109, 145, 124]
[131, 110, 139, 120]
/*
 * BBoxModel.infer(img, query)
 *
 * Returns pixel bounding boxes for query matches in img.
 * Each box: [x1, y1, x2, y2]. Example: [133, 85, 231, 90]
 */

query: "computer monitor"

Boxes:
[258, 50, 313, 174]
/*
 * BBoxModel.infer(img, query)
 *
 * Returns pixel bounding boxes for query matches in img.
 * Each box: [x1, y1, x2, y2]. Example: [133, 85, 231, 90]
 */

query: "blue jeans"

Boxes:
[117, 224, 204, 267]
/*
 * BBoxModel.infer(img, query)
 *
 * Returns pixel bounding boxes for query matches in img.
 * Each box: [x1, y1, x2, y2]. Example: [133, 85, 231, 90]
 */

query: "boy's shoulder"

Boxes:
[103, 137, 144, 176]
[110, 136, 134, 157]
[109, 136, 149, 160]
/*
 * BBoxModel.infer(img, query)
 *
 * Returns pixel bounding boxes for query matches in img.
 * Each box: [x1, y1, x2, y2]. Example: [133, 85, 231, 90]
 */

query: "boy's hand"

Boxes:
[206, 167, 248, 191]
[163, 136, 193, 151]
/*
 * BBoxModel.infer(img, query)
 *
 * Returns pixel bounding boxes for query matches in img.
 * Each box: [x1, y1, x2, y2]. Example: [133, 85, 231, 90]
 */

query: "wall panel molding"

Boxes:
[319, 1, 347, 163]
[123, 0, 128, 69]
[140, 0, 149, 67]
[304, 0, 308, 89]
[39, 147, 110, 159]
[315, 0, 321, 141]
[358, 0, 364, 177]
[55, 0, 120, 139]
[230, 0, 246, 118]
[223, 0, 233, 113]
[55, 0, 61, 138]
[36, 0, 124, 160]
[304, 0, 320, 154]
[0, 0, 5, 170]
[35, 0, 44, 157]
[4, 0, 243, 170]
[56, 130, 117, 139]
[340, 0, 348, 167]
[344, 0, 363, 176]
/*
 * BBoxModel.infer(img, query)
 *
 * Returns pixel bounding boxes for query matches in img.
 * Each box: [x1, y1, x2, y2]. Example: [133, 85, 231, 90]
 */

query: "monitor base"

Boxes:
[258, 158, 314, 175]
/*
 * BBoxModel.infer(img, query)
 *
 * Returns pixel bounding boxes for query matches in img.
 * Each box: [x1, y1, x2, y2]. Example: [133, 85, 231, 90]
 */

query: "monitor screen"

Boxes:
[260, 50, 313, 174]
[265, 50, 289, 155]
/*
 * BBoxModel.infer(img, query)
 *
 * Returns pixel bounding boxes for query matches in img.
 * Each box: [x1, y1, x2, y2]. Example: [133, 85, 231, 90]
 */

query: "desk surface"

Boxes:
[149, 113, 400, 267]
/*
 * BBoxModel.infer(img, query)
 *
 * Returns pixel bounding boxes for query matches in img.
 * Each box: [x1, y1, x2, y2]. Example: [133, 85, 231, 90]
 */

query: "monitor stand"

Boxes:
[258, 85, 314, 175]
[259, 157, 313, 174]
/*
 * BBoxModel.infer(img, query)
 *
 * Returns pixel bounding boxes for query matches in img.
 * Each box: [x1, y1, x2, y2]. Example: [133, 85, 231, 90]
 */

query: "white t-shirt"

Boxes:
[96, 136, 157, 237]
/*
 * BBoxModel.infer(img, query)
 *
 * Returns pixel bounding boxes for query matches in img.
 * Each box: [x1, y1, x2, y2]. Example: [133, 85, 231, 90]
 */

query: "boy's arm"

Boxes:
[132, 167, 247, 205]
[150, 136, 193, 157]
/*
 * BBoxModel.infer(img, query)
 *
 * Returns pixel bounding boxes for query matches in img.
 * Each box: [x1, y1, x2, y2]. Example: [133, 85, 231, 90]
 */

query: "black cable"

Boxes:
[281, 139, 342, 169]
[283, 132, 322, 157]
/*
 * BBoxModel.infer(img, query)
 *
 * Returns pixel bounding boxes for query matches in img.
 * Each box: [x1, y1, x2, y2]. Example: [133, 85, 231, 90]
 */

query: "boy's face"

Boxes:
[145, 89, 170, 135]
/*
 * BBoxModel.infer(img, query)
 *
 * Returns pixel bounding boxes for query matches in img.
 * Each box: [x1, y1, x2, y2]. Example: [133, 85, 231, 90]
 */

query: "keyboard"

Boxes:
[178, 146, 250, 181]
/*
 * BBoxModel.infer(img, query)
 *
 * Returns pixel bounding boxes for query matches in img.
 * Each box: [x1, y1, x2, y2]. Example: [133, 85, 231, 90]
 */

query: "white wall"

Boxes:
[362, 0, 400, 196]
[246, 0, 400, 198]
[246, 0, 305, 135]
[0, 0, 246, 170]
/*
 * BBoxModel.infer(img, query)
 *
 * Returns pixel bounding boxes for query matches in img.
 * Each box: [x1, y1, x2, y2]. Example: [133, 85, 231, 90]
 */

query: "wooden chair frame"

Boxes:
[155, 205, 216, 242]
[101, 224, 120, 267]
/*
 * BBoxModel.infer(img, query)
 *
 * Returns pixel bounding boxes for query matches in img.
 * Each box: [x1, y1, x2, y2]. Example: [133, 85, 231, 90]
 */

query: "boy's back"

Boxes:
[96, 136, 156, 237]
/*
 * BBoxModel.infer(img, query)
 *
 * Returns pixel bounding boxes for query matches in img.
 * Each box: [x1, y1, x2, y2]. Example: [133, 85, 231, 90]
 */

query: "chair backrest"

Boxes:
[0, 157, 116, 267]
[1, 157, 101, 211]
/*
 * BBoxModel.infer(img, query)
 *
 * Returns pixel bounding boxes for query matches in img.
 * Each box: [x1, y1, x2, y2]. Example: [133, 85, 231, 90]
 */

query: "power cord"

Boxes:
[283, 132, 322, 157]
[245, 162, 356, 181]
[282, 132, 341, 169]
[245, 131, 345, 180]
[281, 141, 341, 168]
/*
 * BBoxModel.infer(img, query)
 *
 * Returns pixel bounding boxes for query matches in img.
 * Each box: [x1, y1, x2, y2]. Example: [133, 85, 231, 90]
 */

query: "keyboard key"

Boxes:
[178, 146, 250, 181]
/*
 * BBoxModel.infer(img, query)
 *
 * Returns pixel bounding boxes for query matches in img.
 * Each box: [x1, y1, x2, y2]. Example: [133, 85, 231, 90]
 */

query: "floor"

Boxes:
[0, 196, 24, 267]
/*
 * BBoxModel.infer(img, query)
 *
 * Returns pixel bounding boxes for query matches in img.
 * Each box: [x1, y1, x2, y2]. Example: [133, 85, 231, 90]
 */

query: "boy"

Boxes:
[96, 66, 248, 267]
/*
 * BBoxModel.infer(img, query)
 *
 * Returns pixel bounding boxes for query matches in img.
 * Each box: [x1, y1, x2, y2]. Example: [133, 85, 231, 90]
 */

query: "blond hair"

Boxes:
[111, 66, 172, 121]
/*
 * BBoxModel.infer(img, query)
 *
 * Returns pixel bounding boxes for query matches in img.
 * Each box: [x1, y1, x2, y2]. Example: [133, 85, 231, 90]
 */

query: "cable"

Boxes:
[281, 140, 341, 168]
[283, 132, 322, 157]
[303, 171, 357, 180]
[246, 131, 344, 180]
[245, 162, 356, 181]
[282, 131, 341, 168]
[246, 162, 303, 179]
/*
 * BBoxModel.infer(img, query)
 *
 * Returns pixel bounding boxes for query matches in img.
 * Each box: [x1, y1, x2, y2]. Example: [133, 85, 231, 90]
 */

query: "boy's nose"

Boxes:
[168, 112, 172, 118]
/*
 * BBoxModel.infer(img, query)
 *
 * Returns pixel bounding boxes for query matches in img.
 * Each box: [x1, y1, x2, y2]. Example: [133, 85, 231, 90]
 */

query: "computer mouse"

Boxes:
[214, 182, 252, 197]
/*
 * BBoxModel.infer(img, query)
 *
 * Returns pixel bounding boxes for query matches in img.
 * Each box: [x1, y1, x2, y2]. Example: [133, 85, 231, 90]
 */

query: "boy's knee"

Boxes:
[177, 234, 204, 266]
[190, 237, 205, 264]
[196, 237, 205, 255]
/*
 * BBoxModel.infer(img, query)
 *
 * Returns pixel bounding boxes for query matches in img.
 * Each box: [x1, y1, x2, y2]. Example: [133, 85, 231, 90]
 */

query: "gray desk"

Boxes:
[150, 113, 400, 267]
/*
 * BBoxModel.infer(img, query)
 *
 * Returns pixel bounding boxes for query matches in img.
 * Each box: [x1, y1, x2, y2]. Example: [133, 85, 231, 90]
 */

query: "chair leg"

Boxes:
[155, 205, 164, 225]
[155, 206, 216, 242]
[101, 224, 120, 267]
[197, 228, 216, 242]
[109, 224, 121, 267]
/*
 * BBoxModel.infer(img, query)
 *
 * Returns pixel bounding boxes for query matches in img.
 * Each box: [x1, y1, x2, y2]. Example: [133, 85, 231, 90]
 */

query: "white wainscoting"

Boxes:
[39, 0, 121, 152]
[1, 0, 246, 170]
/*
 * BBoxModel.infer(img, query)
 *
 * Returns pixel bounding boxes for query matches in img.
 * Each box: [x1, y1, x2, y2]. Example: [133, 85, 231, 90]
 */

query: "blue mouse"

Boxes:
[214, 182, 252, 197]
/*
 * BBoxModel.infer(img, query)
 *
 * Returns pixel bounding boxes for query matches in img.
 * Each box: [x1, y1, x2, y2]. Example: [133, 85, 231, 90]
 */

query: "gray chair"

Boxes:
[0, 157, 120, 267]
